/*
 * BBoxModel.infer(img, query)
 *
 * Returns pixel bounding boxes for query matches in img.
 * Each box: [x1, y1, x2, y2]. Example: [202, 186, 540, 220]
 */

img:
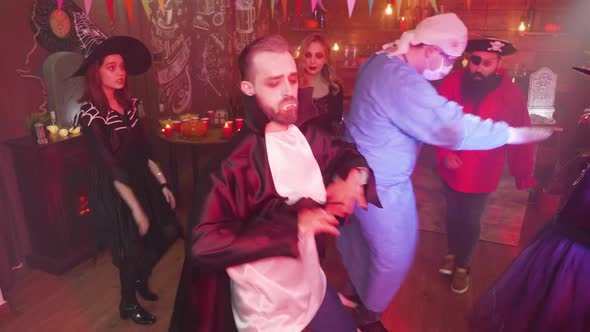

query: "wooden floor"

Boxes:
[0, 196, 550, 332]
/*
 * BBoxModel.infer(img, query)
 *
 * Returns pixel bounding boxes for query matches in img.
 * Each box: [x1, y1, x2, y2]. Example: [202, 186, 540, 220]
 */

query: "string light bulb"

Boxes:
[518, 18, 527, 32]
[332, 42, 340, 52]
[385, 3, 393, 16]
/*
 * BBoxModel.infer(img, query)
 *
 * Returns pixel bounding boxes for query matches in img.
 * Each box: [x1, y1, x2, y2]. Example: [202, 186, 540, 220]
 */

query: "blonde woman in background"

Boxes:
[297, 33, 344, 135]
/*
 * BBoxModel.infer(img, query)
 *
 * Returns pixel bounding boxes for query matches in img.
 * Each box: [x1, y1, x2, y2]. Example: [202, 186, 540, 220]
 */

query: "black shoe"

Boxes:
[136, 279, 159, 301]
[119, 302, 157, 325]
[358, 321, 389, 332]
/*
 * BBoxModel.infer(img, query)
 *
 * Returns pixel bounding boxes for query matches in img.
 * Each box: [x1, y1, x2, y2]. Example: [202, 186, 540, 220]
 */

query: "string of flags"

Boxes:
[61, 0, 443, 23]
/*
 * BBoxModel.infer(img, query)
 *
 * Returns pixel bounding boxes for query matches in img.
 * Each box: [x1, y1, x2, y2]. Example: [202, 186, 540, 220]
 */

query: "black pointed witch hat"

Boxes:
[72, 12, 151, 76]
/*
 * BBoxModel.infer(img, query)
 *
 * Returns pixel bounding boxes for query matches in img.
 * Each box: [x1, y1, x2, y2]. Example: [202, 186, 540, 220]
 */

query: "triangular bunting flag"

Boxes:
[124, 0, 134, 22]
[141, 0, 151, 17]
[466, 0, 471, 10]
[158, 0, 165, 13]
[84, 0, 93, 15]
[271, 0, 274, 18]
[296, 0, 302, 18]
[57, 0, 64, 9]
[347, 0, 355, 17]
[396, 0, 401, 19]
[430, 0, 439, 13]
[105, 0, 115, 22]
[311, 0, 318, 12]
[368, 0, 373, 16]
[282, 0, 287, 17]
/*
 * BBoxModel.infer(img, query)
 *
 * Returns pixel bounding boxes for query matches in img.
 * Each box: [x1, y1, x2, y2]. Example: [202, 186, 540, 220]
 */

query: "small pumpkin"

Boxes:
[47, 124, 59, 133]
[58, 128, 69, 137]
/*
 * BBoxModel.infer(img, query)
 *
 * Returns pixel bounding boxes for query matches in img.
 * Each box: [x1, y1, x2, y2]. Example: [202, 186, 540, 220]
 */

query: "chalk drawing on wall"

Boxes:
[149, 0, 192, 114]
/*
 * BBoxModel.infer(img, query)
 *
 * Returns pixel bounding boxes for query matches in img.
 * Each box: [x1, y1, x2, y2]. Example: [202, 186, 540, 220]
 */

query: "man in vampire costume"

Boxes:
[169, 34, 380, 332]
[436, 37, 536, 294]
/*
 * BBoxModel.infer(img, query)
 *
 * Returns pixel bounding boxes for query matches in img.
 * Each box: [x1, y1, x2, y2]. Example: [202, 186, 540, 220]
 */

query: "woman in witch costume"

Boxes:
[72, 13, 180, 325]
[469, 65, 590, 332]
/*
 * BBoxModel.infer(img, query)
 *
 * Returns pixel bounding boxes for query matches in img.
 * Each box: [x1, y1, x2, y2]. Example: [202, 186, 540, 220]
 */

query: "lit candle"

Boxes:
[164, 124, 173, 137]
[222, 121, 233, 138]
[399, 16, 407, 31]
[332, 42, 340, 52]
[518, 21, 526, 32]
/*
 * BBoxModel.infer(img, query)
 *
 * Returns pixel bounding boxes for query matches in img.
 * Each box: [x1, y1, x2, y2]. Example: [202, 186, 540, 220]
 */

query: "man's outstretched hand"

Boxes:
[507, 127, 553, 145]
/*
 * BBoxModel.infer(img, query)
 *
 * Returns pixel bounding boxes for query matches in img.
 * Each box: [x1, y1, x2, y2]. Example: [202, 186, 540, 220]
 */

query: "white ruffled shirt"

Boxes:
[226, 124, 327, 332]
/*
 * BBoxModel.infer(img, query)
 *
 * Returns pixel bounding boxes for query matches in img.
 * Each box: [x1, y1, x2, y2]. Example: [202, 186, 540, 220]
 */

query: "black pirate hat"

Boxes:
[72, 12, 151, 76]
[466, 37, 517, 56]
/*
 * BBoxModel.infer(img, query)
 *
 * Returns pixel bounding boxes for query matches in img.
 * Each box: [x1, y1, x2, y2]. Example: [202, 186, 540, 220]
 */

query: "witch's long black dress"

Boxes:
[470, 156, 590, 332]
[76, 98, 180, 301]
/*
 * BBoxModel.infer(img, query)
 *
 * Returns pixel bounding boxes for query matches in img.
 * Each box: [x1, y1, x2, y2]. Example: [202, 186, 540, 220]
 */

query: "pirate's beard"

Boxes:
[461, 71, 502, 103]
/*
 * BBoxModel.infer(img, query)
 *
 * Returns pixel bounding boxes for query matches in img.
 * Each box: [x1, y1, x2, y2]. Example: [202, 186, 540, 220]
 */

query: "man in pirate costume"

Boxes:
[469, 63, 590, 332]
[435, 37, 537, 294]
[169, 34, 380, 332]
[72, 12, 181, 325]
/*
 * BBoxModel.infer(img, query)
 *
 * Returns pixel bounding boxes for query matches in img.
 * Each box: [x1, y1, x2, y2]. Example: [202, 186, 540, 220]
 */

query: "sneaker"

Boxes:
[438, 254, 455, 275]
[451, 267, 470, 294]
[358, 321, 389, 332]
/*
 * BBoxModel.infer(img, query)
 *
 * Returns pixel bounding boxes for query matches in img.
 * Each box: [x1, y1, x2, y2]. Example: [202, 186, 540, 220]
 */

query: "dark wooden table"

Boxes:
[158, 128, 230, 193]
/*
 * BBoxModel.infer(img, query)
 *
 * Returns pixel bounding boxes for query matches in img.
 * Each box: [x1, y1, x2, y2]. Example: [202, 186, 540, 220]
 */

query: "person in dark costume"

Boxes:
[469, 66, 590, 332]
[72, 12, 181, 325]
[296, 33, 344, 135]
[169, 34, 380, 332]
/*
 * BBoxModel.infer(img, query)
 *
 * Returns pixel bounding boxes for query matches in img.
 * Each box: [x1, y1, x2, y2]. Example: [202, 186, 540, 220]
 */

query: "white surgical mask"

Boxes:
[423, 57, 453, 81]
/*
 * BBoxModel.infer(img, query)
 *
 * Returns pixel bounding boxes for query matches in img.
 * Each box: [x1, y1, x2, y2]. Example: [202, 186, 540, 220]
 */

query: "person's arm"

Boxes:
[384, 70, 552, 148]
[506, 92, 537, 190]
[302, 123, 381, 210]
[148, 159, 176, 208]
[189, 159, 304, 271]
[386, 70, 511, 150]
[113, 180, 149, 236]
